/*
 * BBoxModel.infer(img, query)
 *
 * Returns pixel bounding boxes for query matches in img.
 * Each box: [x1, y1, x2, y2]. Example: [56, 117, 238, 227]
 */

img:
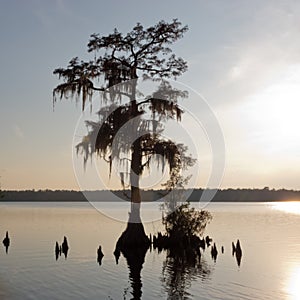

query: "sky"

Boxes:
[0, 0, 299, 191]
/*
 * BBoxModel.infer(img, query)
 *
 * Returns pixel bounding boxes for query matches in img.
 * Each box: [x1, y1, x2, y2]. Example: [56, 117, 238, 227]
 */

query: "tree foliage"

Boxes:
[0, 191, 4, 199]
[53, 19, 188, 110]
[53, 19, 193, 205]
[0, 178, 4, 199]
[163, 202, 212, 238]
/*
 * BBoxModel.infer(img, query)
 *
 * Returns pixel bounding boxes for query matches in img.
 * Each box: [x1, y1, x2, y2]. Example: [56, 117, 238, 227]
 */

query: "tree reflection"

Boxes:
[161, 248, 212, 299]
[118, 245, 148, 300]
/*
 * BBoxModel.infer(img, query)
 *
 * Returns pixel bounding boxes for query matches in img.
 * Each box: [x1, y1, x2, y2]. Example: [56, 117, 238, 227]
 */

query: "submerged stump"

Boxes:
[2, 231, 10, 254]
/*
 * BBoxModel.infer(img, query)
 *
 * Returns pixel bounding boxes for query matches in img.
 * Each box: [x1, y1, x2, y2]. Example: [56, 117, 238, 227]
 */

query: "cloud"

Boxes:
[201, 1, 300, 108]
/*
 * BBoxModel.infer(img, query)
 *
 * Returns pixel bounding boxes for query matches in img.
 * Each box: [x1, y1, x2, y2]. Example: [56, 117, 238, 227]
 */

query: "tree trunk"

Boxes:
[115, 100, 150, 250]
[130, 139, 142, 222]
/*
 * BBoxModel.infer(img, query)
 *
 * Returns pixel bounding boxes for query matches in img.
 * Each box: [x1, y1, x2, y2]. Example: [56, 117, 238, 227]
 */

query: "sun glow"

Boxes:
[271, 202, 300, 215]
[285, 266, 300, 299]
[242, 65, 300, 155]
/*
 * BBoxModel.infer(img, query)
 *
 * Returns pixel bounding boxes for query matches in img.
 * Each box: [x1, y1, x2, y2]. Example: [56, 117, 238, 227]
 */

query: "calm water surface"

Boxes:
[0, 202, 300, 300]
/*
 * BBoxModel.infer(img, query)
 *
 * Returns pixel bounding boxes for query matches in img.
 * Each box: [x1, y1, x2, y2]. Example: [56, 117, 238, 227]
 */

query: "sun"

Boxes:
[241, 65, 300, 156]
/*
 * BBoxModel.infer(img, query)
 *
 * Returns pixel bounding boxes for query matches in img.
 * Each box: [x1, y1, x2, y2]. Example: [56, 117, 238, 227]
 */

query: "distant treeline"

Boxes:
[1, 187, 300, 202]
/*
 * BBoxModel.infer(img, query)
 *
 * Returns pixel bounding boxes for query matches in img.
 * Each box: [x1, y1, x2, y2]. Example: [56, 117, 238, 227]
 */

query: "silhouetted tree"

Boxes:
[53, 19, 193, 248]
[0, 178, 5, 199]
[161, 174, 193, 214]
[163, 202, 212, 240]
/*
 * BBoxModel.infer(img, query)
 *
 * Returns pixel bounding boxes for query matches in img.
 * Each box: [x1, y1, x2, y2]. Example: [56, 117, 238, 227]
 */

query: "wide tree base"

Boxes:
[116, 221, 150, 250]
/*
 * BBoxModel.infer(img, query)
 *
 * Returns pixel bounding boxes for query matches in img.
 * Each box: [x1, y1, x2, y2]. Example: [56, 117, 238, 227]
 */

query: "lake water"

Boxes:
[0, 202, 300, 300]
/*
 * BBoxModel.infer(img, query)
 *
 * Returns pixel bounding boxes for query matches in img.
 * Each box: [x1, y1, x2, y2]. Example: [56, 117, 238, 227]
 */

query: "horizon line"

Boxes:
[2, 187, 300, 192]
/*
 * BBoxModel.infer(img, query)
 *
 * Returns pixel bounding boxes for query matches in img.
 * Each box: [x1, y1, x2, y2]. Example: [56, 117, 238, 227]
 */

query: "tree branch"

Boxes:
[141, 155, 152, 169]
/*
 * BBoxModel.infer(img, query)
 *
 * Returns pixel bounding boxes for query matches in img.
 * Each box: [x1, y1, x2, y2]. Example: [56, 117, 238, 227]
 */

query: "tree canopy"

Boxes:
[53, 19, 194, 209]
[53, 19, 188, 110]
[163, 202, 212, 238]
